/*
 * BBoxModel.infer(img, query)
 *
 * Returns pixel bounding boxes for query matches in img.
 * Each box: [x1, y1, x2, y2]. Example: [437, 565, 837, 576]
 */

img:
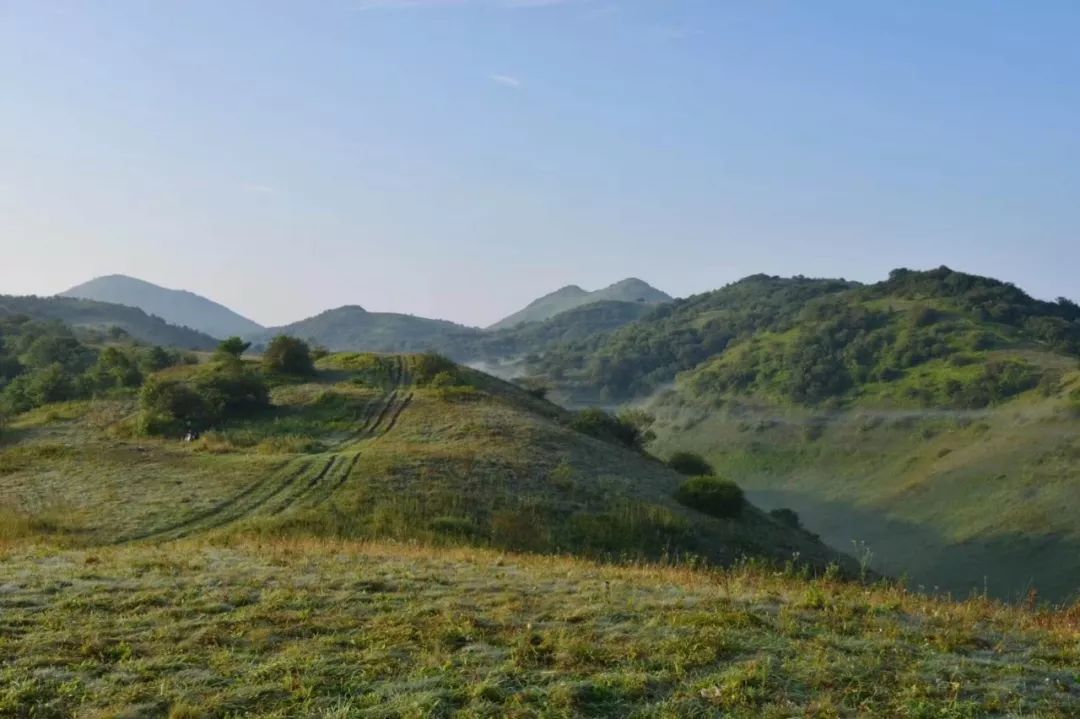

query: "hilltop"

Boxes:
[488, 277, 673, 331]
[254, 306, 482, 354]
[61, 274, 264, 339]
[0, 294, 218, 350]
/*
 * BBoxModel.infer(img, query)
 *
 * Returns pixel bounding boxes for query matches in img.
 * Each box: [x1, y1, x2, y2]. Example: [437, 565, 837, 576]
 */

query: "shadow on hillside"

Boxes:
[747, 488, 1080, 605]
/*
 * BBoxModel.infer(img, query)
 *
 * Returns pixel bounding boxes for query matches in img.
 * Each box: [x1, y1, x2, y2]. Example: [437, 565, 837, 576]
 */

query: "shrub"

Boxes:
[262, 335, 315, 376]
[138, 366, 269, 435]
[769, 507, 801, 529]
[570, 408, 649, 451]
[667, 451, 715, 477]
[674, 476, 745, 518]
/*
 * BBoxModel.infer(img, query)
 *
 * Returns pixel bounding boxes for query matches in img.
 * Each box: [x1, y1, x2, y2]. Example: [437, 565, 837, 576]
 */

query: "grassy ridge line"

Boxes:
[0, 536, 1077, 717]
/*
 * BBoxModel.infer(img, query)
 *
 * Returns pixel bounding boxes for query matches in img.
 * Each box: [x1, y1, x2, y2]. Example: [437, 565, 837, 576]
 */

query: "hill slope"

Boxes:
[441, 299, 656, 367]
[0, 352, 842, 570]
[536, 266, 1080, 600]
[489, 277, 673, 330]
[61, 274, 264, 339]
[0, 294, 218, 349]
[255, 306, 482, 353]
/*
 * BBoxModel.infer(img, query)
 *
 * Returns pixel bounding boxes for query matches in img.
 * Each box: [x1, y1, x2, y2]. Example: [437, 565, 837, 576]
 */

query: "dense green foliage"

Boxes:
[0, 294, 219, 349]
[532, 275, 856, 399]
[139, 362, 269, 435]
[0, 315, 190, 414]
[262, 335, 315, 376]
[674, 476, 746, 518]
[535, 268, 1080, 407]
[667, 450, 715, 477]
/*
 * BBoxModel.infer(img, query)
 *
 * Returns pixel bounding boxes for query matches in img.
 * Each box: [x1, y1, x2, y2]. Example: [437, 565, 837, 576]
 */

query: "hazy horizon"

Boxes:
[4, 1, 1079, 326]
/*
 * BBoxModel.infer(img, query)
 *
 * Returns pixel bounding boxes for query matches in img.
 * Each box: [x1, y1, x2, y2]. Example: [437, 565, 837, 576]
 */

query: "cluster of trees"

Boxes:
[690, 297, 1047, 408]
[138, 335, 316, 435]
[531, 275, 856, 400]
[0, 315, 192, 415]
[0, 317, 322, 440]
[878, 267, 1080, 354]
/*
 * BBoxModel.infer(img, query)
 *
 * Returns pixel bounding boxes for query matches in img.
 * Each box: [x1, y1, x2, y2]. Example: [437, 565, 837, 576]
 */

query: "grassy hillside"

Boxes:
[61, 274, 264, 339]
[0, 351, 840, 570]
[488, 278, 672, 331]
[1, 537, 1078, 718]
[254, 306, 481, 354]
[579, 267, 1080, 601]
[650, 367, 1080, 602]
[0, 295, 218, 350]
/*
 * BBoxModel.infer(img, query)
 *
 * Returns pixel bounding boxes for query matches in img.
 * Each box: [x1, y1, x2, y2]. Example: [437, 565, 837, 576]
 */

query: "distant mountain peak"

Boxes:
[60, 274, 264, 340]
[488, 277, 672, 331]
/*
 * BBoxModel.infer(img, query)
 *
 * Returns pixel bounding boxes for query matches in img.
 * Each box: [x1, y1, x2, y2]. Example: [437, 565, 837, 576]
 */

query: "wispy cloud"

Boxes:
[489, 74, 522, 89]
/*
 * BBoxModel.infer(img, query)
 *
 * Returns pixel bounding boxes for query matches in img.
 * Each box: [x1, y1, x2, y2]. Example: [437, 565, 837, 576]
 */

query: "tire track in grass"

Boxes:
[365, 391, 399, 435]
[120, 457, 314, 543]
[267, 455, 340, 515]
[127, 356, 415, 541]
[381, 393, 413, 435]
[301, 452, 361, 509]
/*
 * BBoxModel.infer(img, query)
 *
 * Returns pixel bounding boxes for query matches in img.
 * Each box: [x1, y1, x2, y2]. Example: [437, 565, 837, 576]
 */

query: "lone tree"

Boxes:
[215, 336, 251, 362]
[262, 335, 315, 376]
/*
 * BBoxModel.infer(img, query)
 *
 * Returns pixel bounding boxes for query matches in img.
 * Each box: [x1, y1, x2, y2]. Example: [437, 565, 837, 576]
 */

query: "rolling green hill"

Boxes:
[526, 266, 1080, 600]
[0, 351, 843, 571]
[61, 274, 265, 339]
[0, 294, 218, 350]
[253, 306, 482, 353]
[2, 334, 1078, 716]
[488, 277, 673, 331]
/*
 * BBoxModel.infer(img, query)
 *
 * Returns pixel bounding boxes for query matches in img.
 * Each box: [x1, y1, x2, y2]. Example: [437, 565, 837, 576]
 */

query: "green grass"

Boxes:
[650, 367, 1080, 601]
[0, 536, 1078, 718]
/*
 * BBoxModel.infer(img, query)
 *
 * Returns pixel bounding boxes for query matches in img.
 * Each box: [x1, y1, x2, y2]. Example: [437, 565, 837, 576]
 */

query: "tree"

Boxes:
[85, 347, 143, 392]
[262, 335, 314, 376]
[215, 336, 251, 362]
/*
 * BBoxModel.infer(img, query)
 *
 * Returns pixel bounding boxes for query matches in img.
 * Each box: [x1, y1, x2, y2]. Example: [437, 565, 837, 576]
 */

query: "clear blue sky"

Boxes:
[2, 1, 1078, 327]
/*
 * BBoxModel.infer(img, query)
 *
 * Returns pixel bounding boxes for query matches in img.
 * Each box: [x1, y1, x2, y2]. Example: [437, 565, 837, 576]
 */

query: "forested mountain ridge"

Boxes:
[0, 294, 218, 350]
[531, 267, 1080, 406]
[61, 275, 264, 339]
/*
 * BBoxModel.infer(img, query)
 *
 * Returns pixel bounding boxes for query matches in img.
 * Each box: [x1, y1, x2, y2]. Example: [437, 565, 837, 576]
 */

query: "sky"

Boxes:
[2, 0, 1078, 328]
